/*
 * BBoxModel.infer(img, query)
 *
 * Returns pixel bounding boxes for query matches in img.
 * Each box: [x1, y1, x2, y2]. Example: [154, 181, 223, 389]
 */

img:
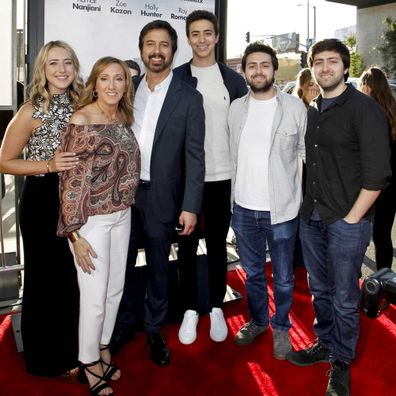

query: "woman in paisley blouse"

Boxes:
[0, 41, 84, 378]
[57, 57, 140, 396]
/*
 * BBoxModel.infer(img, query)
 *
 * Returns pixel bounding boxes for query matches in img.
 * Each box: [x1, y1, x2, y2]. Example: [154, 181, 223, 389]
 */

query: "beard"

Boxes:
[248, 75, 275, 93]
[317, 74, 345, 93]
[143, 53, 173, 73]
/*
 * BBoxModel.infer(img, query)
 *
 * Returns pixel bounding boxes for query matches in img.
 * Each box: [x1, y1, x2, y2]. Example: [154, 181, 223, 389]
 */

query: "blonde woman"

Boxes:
[0, 41, 84, 379]
[57, 57, 140, 396]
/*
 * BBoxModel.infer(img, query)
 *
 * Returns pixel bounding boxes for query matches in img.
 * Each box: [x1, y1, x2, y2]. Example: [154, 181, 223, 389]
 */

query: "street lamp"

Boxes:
[313, 5, 316, 44]
[307, 0, 310, 48]
[297, 1, 316, 50]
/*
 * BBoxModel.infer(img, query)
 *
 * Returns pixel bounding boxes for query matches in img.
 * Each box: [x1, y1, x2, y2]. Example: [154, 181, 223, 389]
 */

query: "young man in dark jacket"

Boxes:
[286, 39, 391, 396]
[173, 10, 247, 345]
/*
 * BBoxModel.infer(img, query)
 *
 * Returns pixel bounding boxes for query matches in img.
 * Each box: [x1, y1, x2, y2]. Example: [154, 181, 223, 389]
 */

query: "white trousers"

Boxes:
[69, 208, 131, 363]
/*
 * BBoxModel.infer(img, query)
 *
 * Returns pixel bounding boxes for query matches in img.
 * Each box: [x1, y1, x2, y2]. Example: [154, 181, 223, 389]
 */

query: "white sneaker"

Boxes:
[209, 308, 228, 342]
[178, 310, 199, 345]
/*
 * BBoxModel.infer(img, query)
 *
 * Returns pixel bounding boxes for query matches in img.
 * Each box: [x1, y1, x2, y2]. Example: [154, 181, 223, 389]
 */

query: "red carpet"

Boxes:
[1, 266, 395, 396]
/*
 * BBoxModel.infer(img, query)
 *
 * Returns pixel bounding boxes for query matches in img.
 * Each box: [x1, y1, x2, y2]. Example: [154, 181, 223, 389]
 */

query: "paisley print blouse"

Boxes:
[57, 123, 140, 236]
[27, 93, 74, 172]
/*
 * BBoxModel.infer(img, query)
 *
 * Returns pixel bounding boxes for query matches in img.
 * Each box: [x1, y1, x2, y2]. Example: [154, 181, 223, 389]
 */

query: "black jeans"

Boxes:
[177, 179, 231, 312]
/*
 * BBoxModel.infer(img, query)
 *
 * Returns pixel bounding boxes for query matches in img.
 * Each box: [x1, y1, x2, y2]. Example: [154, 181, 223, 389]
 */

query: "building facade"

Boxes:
[328, 1, 396, 76]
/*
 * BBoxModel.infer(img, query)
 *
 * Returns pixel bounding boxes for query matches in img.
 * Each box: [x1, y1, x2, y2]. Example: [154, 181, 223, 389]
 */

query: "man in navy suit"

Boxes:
[113, 20, 205, 367]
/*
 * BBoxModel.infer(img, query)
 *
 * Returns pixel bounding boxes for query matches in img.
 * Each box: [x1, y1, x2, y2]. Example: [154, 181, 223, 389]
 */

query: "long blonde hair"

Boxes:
[77, 57, 134, 126]
[27, 40, 84, 112]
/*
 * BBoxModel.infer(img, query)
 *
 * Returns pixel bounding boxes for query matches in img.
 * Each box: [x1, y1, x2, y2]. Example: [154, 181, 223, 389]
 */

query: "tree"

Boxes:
[344, 35, 364, 77]
[376, 17, 396, 79]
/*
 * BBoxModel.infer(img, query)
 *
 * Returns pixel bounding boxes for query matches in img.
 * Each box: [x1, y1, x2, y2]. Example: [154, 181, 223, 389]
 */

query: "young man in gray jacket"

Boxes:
[228, 42, 306, 359]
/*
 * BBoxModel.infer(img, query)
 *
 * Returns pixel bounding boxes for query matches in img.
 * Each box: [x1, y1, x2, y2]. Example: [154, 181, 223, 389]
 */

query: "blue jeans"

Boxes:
[300, 218, 372, 363]
[231, 204, 298, 332]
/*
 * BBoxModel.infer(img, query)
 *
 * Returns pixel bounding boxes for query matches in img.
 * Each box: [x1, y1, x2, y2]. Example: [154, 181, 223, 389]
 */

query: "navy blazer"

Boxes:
[133, 74, 205, 223]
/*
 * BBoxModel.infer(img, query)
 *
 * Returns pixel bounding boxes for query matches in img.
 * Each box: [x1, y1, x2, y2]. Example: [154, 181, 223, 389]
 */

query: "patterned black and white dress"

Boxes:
[19, 93, 79, 376]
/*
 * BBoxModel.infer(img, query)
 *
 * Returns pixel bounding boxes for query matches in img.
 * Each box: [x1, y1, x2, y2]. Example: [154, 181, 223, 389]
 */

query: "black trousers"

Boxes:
[115, 185, 174, 334]
[373, 184, 396, 269]
[20, 174, 79, 376]
[177, 179, 231, 312]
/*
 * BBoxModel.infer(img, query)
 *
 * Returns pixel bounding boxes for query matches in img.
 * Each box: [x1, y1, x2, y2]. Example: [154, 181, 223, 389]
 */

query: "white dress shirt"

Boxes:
[132, 72, 173, 181]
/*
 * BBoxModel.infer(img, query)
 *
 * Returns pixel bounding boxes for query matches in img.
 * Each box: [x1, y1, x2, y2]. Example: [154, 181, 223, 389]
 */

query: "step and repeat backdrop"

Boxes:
[0, 1, 13, 108]
[44, 0, 215, 77]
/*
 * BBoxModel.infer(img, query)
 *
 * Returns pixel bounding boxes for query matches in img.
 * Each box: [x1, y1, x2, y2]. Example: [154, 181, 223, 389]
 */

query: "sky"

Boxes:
[227, 0, 357, 57]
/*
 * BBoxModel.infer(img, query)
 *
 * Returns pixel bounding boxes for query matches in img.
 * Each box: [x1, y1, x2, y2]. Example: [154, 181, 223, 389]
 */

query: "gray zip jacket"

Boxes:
[228, 86, 307, 224]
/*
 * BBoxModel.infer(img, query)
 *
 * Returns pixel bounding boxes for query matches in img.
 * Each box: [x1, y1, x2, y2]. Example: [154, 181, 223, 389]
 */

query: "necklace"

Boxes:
[96, 101, 118, 124]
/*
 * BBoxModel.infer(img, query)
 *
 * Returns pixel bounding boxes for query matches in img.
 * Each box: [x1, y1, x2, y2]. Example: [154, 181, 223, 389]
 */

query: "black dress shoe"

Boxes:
[146, 332, 170, 367]
[110, 330, 135, 356]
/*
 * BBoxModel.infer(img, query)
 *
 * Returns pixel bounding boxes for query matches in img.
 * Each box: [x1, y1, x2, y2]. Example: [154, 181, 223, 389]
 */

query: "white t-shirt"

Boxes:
[235, 95, 277, 211]
[191, 63, 230, 181]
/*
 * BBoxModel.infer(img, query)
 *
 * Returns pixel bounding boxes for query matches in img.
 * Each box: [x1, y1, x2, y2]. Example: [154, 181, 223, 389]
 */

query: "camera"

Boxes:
[360, 268, 396, 318]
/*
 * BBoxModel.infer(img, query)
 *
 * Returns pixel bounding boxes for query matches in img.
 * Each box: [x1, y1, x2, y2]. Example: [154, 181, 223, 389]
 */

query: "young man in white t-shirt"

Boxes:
[173, 10, 247, 345]
[228, 42, 306, 359]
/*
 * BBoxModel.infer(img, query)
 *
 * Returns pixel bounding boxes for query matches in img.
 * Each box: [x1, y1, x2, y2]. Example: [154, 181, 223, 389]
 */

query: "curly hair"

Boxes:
[241, 42, 278, 72]
[77, 57, 134, 126]
[27, 40, 84, 112]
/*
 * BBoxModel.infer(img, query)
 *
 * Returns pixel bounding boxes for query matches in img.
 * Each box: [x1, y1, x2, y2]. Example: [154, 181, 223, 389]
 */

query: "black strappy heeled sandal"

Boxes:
[100, 345, 121, 381]
[79, 360, 114, 396]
